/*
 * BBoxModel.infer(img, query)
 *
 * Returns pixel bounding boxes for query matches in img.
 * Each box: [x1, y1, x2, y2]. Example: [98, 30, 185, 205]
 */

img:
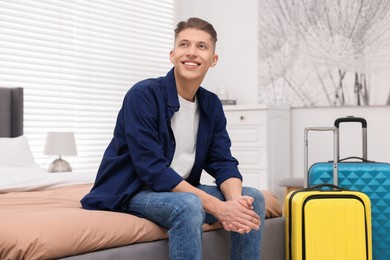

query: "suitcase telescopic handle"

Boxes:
[334, 116, 367, 160]
[334, 116, 367, 128]
[304, 127, 339, 188]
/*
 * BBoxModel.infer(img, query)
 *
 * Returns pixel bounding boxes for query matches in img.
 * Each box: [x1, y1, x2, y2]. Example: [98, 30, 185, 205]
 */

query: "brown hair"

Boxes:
[174, 17, 218, 47]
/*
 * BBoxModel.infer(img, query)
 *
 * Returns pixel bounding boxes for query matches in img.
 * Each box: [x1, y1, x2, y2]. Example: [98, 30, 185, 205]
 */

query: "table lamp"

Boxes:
[44, 132, 77, 172]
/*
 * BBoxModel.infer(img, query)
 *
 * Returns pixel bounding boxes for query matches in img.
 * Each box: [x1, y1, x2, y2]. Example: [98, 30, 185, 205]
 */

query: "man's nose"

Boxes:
[186, 46, 197, 56]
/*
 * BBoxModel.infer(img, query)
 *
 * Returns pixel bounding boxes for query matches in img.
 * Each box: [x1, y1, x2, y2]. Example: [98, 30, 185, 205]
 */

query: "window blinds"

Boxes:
[0, 0, 174, 173]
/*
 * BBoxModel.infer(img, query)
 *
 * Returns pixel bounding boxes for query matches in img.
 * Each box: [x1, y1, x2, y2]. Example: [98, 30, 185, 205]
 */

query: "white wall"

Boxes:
[176, 1, 390, 107]
[175, 0, 259, 105]
[290, 106, 390, 178]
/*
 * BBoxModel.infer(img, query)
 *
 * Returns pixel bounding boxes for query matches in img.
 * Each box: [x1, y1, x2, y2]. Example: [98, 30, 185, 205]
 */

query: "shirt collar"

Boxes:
[165, 67, 180, 109]
[165, 67, 209, 117]
[165, 68, 180, 120]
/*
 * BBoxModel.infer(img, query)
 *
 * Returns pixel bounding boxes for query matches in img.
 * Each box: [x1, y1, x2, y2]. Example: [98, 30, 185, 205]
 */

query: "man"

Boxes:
[81, 17, 265, 260]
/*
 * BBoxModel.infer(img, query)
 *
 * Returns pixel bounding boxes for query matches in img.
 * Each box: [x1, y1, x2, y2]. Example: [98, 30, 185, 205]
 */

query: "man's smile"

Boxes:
[182, 60, 201, 67]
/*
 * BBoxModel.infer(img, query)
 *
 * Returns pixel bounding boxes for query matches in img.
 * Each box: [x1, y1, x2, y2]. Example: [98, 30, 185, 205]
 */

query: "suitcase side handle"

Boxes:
[334, 116, 368, 160]
[301, 183, 347, 192]
[304, 127, 339, 187]
[338, 156, 375, 163]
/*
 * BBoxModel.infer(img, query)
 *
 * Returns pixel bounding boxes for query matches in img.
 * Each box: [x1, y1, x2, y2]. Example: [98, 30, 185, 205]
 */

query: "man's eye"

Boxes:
[180, 43, 188, 47]
[199, 44, 207, 50]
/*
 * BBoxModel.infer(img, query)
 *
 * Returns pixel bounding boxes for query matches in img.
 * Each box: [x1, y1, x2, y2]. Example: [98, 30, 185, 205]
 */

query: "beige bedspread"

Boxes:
[0, 184, 281, 260]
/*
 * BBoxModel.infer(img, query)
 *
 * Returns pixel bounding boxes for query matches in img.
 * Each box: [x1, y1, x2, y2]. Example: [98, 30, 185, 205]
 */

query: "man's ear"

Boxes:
[169, 50, 174, 64]
[211, 54, 219, 68]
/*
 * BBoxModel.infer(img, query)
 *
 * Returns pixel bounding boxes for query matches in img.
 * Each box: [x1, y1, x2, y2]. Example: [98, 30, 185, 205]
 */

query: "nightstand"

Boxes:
[201, 104, 291, 202]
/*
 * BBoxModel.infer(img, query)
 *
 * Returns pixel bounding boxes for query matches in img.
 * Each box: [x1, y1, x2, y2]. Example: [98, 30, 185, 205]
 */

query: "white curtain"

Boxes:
[0, 0, 175, 173]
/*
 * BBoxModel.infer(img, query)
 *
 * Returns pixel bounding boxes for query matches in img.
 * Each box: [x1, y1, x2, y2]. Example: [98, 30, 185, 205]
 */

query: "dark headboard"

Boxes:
[0, 87, 24, 137]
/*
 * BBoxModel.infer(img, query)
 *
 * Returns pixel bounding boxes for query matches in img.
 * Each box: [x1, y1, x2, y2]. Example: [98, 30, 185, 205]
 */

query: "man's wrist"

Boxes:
[224, 193, 242, 201]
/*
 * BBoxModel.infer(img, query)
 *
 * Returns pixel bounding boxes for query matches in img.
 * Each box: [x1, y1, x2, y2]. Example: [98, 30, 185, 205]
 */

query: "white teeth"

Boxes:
[184, 62, 198, 66]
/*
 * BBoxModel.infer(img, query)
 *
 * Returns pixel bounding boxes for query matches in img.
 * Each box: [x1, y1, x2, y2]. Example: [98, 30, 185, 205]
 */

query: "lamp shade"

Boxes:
[44, 132, 77, 156]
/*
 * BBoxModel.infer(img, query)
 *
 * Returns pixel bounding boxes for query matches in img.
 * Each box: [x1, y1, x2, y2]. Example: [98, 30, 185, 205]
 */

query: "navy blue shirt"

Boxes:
[81, 68, 242, 211]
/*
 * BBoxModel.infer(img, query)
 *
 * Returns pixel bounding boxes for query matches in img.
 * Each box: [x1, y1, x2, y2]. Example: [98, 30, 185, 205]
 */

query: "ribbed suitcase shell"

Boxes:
[286, 187, 372, 260]
[307, 117, 390, 259]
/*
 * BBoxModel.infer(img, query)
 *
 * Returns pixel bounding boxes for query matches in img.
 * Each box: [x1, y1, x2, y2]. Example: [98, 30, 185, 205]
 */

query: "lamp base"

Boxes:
[47, 158, 72, 173]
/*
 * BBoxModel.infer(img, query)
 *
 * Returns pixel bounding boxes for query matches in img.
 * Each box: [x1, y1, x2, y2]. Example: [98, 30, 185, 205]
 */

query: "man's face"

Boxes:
[170, 28, 218, 82]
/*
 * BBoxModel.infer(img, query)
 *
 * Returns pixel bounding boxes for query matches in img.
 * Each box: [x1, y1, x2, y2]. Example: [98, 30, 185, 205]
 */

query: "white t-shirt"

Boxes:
[170, 95, 200, 179]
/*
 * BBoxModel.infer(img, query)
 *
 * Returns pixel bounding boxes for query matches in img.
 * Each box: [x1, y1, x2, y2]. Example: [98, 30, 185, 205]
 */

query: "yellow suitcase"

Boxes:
[285, 184, 372, 260]
[285, 126, 372, 260]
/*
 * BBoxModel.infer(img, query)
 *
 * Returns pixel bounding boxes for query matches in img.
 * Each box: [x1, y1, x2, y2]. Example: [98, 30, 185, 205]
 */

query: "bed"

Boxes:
[0, 87, 286, 260]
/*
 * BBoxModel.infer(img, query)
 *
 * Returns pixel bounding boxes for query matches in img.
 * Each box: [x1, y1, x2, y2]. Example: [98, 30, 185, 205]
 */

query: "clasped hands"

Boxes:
[217, 195, 261, 234]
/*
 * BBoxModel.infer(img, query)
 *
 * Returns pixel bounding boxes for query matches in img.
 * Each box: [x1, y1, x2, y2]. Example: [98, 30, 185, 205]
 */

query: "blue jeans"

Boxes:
[124, 185, 266, 260]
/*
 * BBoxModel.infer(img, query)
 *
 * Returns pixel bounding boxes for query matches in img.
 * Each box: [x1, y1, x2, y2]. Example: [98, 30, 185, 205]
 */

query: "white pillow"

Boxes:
[0, 136, 38, 167]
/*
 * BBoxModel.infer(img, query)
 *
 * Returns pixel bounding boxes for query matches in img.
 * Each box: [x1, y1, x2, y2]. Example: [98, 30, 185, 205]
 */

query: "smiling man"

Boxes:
[81, 17, 265, 260]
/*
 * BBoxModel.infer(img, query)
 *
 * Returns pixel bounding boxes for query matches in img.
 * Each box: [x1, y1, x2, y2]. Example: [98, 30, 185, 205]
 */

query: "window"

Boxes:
[0, 0, 174, 173]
